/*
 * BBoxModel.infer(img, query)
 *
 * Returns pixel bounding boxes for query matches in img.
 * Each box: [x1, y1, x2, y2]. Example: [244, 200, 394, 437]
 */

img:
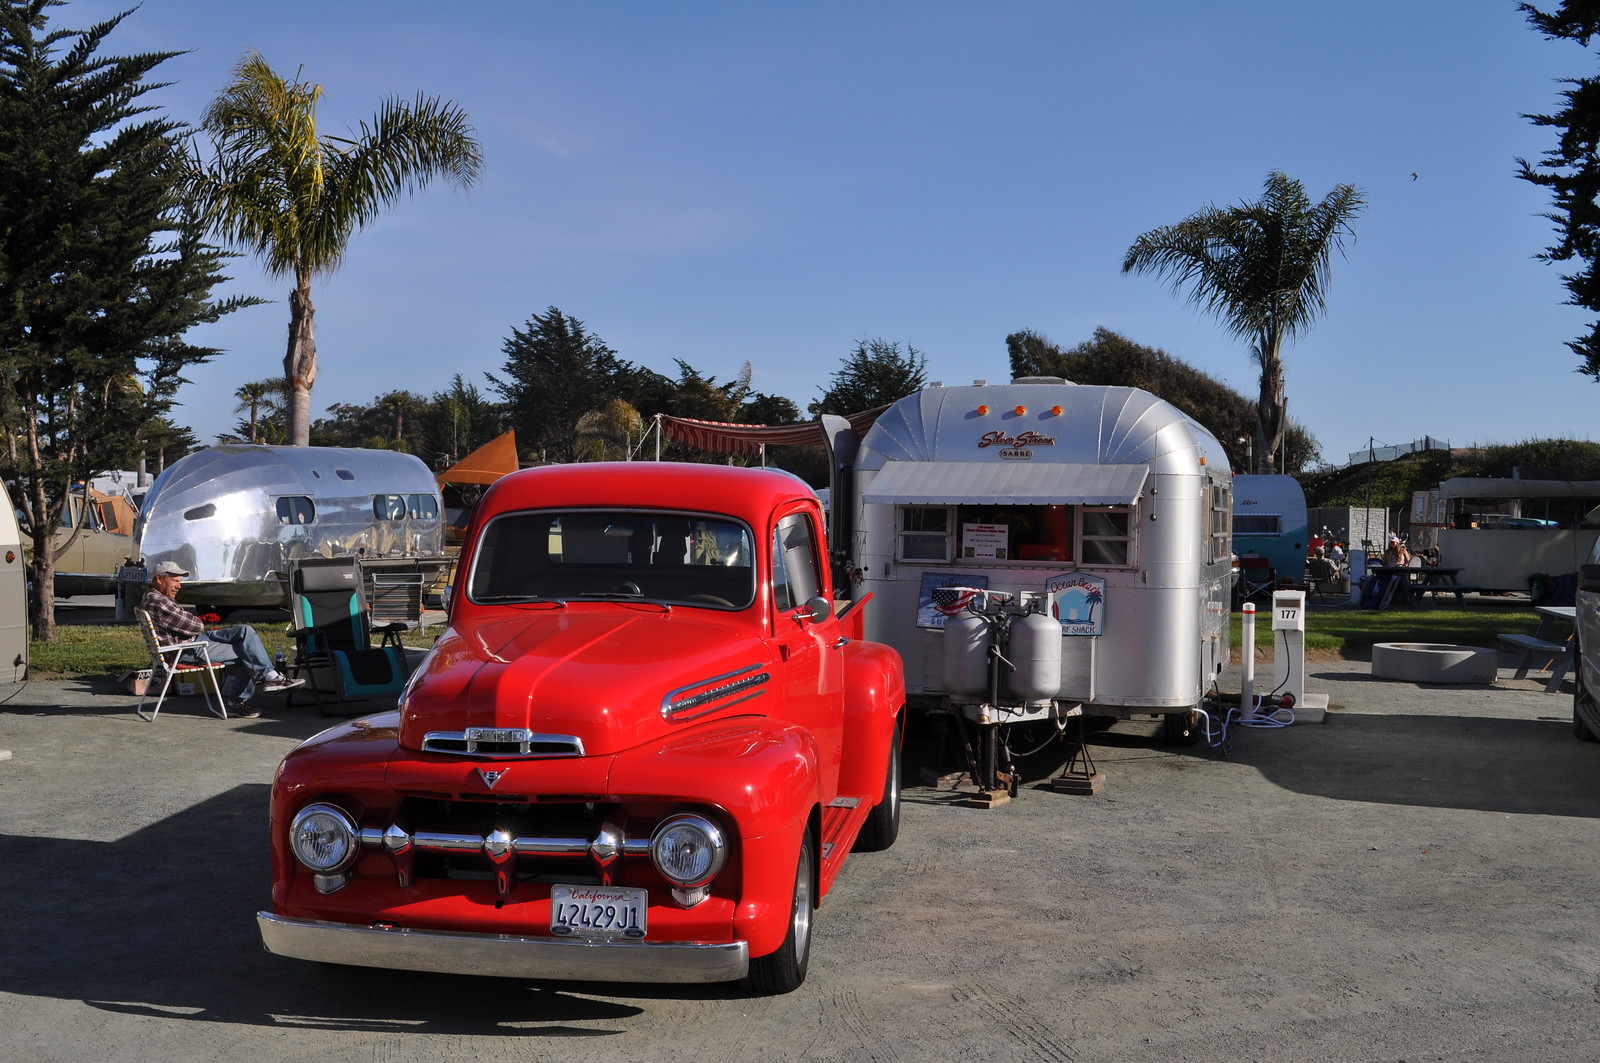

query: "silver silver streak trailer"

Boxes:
[132, 445, 447, 612]
[844, 379, 1233, 787]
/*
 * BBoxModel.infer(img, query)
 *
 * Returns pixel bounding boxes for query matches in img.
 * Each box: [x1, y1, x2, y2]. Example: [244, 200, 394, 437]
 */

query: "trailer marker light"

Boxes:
[1014, 406, 1026, 416]
[976, 405, 989, 415]
[1051, 406, 1063, 416]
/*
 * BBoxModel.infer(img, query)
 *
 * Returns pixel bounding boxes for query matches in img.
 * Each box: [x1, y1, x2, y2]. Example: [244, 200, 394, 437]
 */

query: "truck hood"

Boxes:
[398, 606, 775, 757]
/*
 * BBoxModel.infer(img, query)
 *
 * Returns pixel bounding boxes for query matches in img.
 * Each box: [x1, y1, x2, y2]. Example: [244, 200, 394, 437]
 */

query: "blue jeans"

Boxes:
[181, 625, 273, 702]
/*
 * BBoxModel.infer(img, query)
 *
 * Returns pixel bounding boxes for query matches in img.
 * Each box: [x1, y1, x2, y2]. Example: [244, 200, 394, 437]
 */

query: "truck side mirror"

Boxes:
[801, 596, 831, 624]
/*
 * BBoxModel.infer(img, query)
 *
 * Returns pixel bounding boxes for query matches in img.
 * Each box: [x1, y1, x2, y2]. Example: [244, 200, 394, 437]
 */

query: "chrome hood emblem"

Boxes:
[476, 767, 508, 789]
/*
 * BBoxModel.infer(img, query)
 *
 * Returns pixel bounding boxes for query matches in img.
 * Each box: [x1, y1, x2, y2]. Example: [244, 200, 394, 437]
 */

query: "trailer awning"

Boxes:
[861, 462, 1150, 505]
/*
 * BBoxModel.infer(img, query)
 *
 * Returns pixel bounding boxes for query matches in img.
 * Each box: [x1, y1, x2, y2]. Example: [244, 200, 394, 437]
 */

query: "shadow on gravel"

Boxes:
[1231, 710, 1600, 818]
[0, 783, 754, 1031]
[897, 699, 1600, 821]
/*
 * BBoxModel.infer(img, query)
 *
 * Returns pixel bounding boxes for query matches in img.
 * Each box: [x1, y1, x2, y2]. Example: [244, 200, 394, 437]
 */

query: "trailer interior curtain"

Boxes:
[861, 462, 1149, 505]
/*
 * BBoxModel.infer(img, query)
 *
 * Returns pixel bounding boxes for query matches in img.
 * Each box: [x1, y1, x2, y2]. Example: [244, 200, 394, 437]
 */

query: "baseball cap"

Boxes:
[153, 560, 190, 577]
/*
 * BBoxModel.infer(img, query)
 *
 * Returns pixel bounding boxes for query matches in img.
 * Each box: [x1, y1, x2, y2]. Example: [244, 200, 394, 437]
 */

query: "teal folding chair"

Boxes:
[287, 557, 409, 715]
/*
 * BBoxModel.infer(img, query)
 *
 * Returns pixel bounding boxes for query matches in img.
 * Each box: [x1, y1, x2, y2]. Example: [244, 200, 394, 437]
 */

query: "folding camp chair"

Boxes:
[368, 570, 426, 646]
[1236, 556, 1277, 609]
[287, 557, 410, 715]
[133, 608, 229, 722]
[1304, 556, 1341, 604]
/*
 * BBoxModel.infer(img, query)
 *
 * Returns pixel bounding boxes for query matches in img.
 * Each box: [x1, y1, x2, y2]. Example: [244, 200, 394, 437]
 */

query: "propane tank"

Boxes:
[1004, 605, 1062, 702]
[942, 611, 992, 699]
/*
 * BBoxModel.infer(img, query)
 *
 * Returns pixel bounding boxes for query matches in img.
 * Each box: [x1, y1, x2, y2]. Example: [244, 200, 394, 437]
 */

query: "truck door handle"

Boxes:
[832, 637, 849, 649]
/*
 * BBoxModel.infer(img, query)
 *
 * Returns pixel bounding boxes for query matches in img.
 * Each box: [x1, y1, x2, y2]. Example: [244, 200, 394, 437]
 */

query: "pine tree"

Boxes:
[1518, 1, 1600, 379]
[0, 1, 256, 639]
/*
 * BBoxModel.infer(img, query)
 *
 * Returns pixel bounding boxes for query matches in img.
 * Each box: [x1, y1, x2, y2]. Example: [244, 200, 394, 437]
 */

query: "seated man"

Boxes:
[140, 560, 301, 718]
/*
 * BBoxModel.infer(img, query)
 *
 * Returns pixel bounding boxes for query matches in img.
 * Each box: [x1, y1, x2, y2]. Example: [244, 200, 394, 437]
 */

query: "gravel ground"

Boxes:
[2, 646, 1598, 1063]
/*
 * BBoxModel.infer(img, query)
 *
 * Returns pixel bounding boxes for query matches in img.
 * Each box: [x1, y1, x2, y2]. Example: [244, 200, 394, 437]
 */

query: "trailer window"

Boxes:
[960, 504, 1074, 563]
[275, 497, 314, 525]
[1208, 481, 1232, 564]
[373, 495, 407, 521]
[1232, 514, 1282, 536]
[898, 507, 954, 561]
[1079, 508, 1132, 567]
[407, 494, 438, 520]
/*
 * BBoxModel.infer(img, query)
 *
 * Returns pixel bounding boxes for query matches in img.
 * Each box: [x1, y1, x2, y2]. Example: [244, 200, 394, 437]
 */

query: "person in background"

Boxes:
[139, 560, 301, 718]
[1382, 533, 1411, 568]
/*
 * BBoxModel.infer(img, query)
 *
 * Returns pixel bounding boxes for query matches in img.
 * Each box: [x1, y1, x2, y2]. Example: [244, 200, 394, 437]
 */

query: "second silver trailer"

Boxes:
[132, 445, 447, 612]
[842, 379, 1233, 760]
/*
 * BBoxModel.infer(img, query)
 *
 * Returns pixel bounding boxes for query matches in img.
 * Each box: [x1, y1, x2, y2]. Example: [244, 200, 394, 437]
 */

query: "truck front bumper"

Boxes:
[257, 912, 750, 984]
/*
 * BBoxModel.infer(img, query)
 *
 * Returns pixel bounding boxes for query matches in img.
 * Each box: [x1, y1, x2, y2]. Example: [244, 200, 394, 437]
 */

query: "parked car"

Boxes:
[1575, 539, 1600, 740]
[257, 461, 906, 994]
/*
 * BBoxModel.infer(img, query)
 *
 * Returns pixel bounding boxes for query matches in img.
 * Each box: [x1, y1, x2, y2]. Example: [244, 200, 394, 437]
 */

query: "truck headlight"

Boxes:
[650, 814, 726, 887]
[289, 803, 360, 874]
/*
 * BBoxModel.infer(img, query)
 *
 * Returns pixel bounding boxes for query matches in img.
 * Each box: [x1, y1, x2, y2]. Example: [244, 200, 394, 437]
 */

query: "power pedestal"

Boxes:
[1269, 589, 1327, 723]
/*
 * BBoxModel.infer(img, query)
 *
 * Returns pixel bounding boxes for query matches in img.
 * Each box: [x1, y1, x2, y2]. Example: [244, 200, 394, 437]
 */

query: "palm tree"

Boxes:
[1122, 172, 1364, 473]
[233, 379, 273, 443]
[183, 54, 483, 446]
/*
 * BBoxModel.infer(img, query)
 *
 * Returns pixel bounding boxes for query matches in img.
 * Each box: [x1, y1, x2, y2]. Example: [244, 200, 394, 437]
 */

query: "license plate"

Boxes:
[550, 884, 647, 939]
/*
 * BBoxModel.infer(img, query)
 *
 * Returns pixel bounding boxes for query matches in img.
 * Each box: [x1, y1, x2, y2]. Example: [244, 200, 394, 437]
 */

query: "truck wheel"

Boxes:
[747, 828, 814, 995]
[1576, 641, 1598, 742]
[854, 716, 902, 852]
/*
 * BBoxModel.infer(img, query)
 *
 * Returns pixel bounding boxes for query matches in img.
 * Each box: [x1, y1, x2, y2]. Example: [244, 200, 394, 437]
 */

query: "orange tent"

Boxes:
[436, 431, 519, 488]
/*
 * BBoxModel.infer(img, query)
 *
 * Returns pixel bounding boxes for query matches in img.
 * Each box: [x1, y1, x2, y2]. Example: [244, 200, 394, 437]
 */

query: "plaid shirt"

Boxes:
[140, 589, 205, 645]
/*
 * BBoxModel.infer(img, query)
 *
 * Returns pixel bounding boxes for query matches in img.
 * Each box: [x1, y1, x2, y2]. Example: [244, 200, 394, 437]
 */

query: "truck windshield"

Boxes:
[468, 509, 756, 609]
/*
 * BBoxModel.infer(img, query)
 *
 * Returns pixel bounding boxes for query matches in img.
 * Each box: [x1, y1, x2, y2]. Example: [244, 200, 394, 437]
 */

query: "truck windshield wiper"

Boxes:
[473, 594, 567, 606]
[573, 593, 671, 612]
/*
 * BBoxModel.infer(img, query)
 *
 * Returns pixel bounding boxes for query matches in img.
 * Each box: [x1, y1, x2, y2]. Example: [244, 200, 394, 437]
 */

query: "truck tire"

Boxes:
[1576, 637, 1598, 742]
[747, 828, 814, 995]
[854, 715, 902, 852]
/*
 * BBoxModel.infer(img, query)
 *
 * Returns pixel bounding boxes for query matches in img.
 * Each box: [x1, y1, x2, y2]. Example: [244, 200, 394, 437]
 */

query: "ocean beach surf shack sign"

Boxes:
[1046, 572, 1105, 636]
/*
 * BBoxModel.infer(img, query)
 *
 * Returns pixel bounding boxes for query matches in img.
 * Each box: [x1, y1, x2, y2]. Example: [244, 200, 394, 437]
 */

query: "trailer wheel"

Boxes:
[747, 827, 814, 995]
[1161, 710, 1202, 747]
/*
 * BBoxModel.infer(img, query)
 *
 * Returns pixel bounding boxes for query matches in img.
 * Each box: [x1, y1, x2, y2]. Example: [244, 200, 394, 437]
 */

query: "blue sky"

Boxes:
[64, 0, 1597, 466]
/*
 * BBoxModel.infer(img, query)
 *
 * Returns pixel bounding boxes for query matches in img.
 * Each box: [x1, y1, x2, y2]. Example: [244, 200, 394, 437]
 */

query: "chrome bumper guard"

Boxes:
[257, 912, 749, 984]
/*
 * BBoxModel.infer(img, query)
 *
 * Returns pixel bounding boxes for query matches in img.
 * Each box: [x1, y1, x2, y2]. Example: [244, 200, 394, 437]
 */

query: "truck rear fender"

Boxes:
[836, 640, 906, 798]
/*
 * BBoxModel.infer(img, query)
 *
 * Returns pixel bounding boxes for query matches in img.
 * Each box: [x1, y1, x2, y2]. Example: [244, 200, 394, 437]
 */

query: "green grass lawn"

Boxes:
[27, 598, 1548, 678]
[26, 621, 439, 680]
[1238, 598, 1541, 658]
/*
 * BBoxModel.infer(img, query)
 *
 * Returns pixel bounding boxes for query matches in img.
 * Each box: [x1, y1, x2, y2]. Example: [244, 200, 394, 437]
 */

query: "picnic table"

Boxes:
[1366, 565, 1470, 609]
[1498, 605, 1576, 694]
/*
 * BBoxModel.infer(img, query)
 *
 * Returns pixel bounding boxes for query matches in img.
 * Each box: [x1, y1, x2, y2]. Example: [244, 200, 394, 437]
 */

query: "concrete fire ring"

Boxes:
[1370, 642, 1498, 685]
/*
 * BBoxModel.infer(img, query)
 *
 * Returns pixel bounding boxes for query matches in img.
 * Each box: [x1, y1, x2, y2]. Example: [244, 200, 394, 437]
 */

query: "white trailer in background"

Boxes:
[1434, 477, 1600, 593]
[0, 479, 27, 686]
[833, 378, 1234, 794]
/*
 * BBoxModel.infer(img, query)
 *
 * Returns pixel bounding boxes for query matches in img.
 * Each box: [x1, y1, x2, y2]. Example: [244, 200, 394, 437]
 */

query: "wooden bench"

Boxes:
[1497, 632, 1574, 691]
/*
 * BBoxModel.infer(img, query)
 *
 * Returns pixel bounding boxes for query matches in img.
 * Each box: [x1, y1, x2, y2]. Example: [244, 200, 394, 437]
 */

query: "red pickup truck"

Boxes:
[257, 462, 905, 993]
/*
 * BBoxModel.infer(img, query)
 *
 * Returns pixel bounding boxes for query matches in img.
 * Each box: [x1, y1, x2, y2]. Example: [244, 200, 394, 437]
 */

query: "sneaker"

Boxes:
[226, 700, 261, 719]
[263, 675, 305, 691]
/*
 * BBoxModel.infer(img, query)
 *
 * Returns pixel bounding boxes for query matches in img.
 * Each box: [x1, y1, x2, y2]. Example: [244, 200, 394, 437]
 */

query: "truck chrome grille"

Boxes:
[359, 798, 653, 896]
[421, 727, 585, 758]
